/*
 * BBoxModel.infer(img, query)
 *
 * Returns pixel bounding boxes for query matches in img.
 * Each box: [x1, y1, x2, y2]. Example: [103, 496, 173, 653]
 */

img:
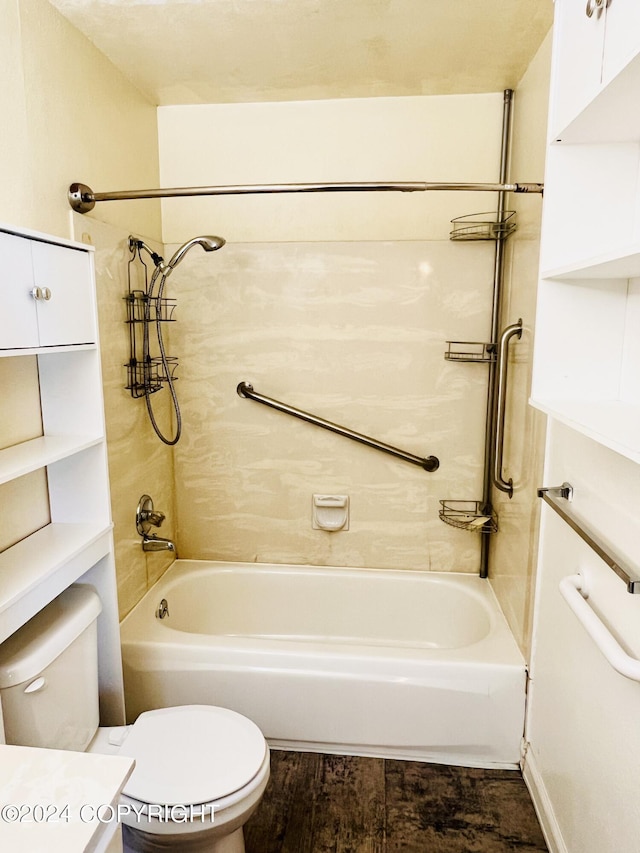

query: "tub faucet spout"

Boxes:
[142, 533, 177, 555]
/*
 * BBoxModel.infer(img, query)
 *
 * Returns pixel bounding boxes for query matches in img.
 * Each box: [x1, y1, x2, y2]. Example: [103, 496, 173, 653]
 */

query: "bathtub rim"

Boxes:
[120, 558, 525, 667]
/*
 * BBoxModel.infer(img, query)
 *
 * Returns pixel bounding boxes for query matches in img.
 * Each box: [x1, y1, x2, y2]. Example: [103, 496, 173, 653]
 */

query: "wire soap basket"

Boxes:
[449, 211, 516, 242]
[439, 500, 498, 534]
[124, 290, 177, 324]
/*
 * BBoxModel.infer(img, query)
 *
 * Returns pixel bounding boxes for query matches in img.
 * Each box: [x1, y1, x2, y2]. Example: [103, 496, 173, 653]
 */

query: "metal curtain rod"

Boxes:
[68, 180, 544, 213]
[538, 483, 640, 594]
[237, 381, 440, 473]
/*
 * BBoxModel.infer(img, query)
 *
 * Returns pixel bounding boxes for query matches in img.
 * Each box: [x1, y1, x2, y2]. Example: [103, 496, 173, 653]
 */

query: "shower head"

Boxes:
[164, 235, 226, 272]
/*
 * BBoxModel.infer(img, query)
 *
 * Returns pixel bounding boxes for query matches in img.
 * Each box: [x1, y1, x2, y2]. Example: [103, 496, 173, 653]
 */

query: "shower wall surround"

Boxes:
[169, 239, 494, 572]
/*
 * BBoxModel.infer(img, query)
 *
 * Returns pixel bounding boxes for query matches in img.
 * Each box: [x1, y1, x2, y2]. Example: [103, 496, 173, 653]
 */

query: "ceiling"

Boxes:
[48, 0, 554, 106]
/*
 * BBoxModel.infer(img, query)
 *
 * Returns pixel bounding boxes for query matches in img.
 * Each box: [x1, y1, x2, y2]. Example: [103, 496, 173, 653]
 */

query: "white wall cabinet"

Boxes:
[0, 223, 125, 728]
[549, 0, 606, 140]
[550, 0, 640, 142]
[0, 231, 96, 351]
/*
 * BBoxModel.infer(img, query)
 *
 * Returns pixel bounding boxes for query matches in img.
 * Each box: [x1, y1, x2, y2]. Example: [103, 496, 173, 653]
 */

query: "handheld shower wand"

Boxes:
[163, 236, 226, 273]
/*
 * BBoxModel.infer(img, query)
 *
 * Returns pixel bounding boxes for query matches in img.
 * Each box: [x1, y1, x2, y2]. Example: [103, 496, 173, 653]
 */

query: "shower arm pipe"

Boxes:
[492, 319, 523, 498]
[237, 382, 440, 473]
[68, 180, 543, 213]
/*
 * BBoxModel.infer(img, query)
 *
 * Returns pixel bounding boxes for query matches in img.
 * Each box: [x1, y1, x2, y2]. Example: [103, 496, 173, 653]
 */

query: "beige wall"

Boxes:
[0, 0, 169, 616]
[489, 31, 552, 654]
[157, 94, 504, 243]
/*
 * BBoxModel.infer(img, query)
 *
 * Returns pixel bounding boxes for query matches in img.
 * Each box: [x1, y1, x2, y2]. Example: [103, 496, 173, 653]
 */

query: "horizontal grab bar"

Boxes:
[538, 484, 640, 594]
[237, 382, 439, 473]
[560, 574, 640, 682]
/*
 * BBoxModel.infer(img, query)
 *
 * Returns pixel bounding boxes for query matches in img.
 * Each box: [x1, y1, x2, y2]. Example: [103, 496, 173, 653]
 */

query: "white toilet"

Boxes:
[0, 586, 270, 852]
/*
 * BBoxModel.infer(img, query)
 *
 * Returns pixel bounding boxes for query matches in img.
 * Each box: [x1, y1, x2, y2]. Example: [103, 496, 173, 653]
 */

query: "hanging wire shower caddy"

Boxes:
[125, 239, 179, 398]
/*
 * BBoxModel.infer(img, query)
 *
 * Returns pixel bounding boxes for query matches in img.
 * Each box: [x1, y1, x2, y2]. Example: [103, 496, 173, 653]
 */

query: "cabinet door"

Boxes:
[0, 232, 39, 349]
[550, 0, 606, 138]
[31, 242, 96, 347]
[602, 0, 640, 83]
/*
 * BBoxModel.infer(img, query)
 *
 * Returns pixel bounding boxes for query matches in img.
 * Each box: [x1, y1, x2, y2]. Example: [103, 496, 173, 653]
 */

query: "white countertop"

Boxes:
[0, 743, 134, 852]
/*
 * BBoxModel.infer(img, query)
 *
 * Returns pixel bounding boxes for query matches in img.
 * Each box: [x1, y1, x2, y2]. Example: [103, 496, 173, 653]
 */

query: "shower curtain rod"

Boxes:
[68, 180, 544, 213]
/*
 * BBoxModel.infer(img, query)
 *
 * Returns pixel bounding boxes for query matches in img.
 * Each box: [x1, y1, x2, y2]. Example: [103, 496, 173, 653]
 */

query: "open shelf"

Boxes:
[0, 523, 112, 643]
[542, 244, 640, 281]
[553, 50, 640, 144]
[0, 344, 96, 358]
[529, 398, 640, 465]
[0, 435, 103, 485]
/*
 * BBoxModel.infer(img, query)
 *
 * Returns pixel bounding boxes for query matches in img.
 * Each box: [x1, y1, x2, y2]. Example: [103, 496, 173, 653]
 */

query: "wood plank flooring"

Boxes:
[244, 751, 548, 853]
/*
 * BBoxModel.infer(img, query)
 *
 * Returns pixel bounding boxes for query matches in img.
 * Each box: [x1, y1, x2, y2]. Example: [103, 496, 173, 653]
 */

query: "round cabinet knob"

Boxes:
[30, 286, 52, 301]
[586, 0, 607, 17]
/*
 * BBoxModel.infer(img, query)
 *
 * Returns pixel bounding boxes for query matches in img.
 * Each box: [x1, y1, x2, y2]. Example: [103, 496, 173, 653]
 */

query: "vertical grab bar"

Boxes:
[493, 319, 523, 498]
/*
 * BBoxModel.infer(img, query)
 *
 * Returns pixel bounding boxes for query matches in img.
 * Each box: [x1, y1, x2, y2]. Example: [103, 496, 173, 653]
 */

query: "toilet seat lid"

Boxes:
[120, 705, 267, 806]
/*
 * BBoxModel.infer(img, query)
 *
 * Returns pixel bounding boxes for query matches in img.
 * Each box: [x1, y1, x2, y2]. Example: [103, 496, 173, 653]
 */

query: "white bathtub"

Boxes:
[119, 560, 526, 768]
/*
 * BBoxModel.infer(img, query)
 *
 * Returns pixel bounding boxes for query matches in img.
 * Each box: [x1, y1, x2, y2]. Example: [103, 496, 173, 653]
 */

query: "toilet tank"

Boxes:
[0, 586, 102, 751]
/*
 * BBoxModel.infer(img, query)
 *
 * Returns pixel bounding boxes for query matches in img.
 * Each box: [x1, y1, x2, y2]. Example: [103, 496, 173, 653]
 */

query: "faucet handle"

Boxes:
[136, 494, 165, 535]
[143, 509, 165, 527]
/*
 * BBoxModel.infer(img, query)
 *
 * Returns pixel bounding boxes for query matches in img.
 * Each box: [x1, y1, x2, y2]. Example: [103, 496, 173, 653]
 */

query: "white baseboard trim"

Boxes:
[522, 749, 568, 853]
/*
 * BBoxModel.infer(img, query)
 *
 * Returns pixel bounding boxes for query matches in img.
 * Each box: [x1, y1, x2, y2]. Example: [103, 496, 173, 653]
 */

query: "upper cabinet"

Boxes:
[549, 0, 640, 144]
[0, 231, 95, 351]
[602, 0, 640, 85]
[549, 0, 606, 140]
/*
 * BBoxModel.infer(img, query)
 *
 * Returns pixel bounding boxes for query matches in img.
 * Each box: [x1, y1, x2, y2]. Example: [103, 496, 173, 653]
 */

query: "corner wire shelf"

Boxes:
[439, 500, 498, 534]
[444, 341, 496, 363]
[449, 210, 516, 242]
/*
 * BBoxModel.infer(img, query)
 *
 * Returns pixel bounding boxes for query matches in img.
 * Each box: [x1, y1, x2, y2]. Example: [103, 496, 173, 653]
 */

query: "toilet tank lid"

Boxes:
[0, 586, 102, 688]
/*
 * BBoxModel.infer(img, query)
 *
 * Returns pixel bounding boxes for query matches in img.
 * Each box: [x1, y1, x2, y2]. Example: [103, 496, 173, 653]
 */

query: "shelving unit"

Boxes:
[440, 203, 517, 536]
[0, 223, 125, 728]
[530, 0, 640, 467]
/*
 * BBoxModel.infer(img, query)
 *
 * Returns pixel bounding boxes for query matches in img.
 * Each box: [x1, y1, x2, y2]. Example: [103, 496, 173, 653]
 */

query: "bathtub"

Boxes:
[119, 560, 526, 768]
